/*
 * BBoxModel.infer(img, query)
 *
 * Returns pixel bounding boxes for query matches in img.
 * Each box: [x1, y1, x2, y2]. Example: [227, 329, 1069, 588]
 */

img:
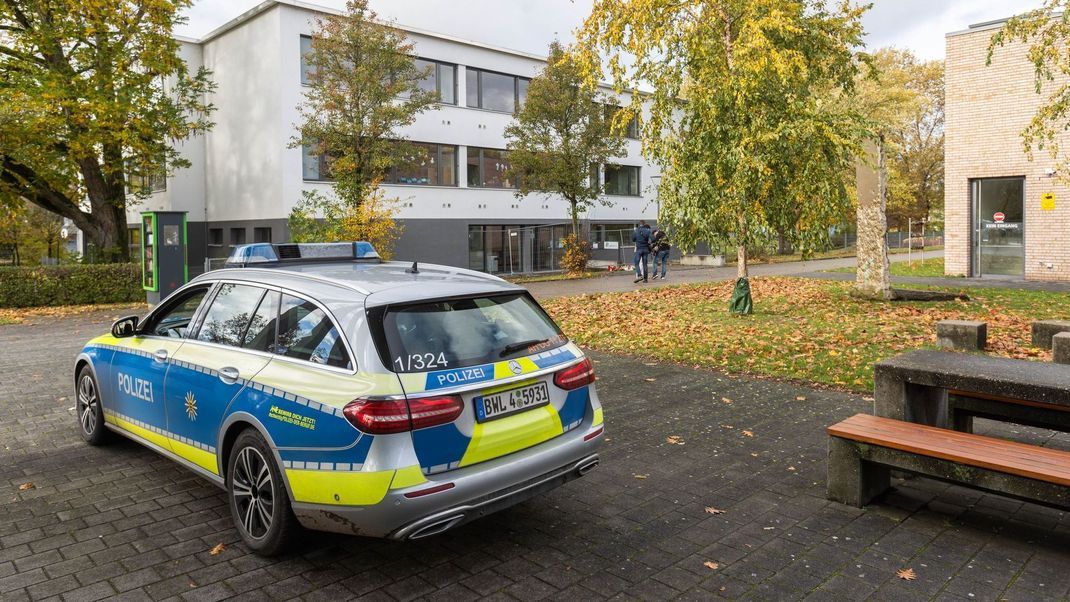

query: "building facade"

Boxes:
[132, 0, 660, 276]
[945, 19, 1070, 281]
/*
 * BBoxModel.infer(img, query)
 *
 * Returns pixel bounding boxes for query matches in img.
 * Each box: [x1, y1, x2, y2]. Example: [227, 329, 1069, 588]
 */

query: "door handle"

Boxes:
[219, 366, 240, 384]
[153, 349, 168, 363]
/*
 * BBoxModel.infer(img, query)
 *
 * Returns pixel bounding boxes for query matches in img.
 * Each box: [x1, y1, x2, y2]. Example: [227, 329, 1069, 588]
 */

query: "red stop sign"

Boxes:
[993, 212, 1006, 223]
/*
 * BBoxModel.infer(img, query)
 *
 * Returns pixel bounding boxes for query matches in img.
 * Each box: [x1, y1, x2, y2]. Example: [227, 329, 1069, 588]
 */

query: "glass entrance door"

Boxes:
[972, 178, 1024, 278]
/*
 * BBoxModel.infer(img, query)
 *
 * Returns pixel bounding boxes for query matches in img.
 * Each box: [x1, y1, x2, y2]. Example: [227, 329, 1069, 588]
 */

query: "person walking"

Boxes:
[632, 220, 652, 283]
[650, 226, 670, 280]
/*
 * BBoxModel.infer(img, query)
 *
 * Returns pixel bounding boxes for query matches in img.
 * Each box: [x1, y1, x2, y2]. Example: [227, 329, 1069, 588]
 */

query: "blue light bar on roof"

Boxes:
[224, 241, 380, 268]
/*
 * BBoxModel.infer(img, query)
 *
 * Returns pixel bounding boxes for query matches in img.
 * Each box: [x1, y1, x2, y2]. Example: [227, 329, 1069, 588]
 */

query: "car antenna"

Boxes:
[406, 260, 419, 274]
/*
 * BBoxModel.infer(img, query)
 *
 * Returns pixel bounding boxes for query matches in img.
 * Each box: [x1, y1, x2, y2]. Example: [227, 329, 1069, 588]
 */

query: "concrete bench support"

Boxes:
[1054, 332, 1070, 366]
[1032, 320, 1070, 349]
[827, 436, 1070, 510]
[936, 320, 987, 351]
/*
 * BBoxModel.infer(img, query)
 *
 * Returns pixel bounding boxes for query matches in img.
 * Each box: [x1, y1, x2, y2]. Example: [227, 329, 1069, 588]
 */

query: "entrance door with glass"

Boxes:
[972, 177, 1024, 278]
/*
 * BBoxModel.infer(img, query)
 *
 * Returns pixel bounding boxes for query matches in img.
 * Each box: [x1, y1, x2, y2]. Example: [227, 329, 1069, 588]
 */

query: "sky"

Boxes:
[175, 0, 1045, 61]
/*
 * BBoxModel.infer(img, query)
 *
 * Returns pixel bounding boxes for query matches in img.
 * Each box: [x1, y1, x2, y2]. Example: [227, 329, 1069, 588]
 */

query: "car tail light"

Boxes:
[408, 395, 465, 430]
[343, 395, 463, 434]
[403, 482, 455, 498]
[554, 358, 595, 390]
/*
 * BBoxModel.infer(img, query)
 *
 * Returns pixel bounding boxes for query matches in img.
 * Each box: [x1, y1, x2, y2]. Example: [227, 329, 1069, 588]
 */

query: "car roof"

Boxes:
[191, 260, 524, 307]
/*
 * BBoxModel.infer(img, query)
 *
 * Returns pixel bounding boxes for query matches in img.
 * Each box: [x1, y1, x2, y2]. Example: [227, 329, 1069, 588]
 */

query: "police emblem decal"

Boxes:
[508, 360, 523, 375]
[184, 391, 197, 421]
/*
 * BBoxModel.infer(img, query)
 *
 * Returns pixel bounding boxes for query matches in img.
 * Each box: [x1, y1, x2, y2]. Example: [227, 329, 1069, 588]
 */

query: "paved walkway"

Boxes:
[525, 252, 941, 299]
[2, 310, 1069, 601]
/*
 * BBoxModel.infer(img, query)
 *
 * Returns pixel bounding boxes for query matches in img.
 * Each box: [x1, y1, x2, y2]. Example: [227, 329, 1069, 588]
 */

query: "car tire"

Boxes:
[76, 367, 111, 445]
[227, 429, 300, 556]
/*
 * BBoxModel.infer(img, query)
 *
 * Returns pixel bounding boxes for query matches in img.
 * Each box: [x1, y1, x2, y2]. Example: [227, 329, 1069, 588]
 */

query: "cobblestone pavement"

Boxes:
[2, 309, 1069, 601]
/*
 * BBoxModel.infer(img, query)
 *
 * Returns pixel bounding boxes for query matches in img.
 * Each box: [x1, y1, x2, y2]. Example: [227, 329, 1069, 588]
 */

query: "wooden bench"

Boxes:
[873, 350, 1070, 434]
[827, 414, 1070, 509]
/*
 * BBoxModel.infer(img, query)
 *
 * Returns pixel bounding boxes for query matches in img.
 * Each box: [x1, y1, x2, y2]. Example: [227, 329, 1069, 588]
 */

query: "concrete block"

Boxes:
[1054, 332, 1070, 366]
[936, 320, 987, 351]
[1033, 320, 1070, 349]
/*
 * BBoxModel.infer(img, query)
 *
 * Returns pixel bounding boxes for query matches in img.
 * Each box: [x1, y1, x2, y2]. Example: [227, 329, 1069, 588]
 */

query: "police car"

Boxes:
[75, 242, 604, 555]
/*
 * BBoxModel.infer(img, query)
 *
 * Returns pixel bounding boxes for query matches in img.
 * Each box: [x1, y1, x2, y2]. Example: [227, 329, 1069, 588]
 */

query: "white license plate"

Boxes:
[474, 382, 550, 422]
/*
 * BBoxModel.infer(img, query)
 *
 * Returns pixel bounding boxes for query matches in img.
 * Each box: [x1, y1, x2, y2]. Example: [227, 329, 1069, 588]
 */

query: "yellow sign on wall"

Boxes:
[1041, 192, 1056, 210]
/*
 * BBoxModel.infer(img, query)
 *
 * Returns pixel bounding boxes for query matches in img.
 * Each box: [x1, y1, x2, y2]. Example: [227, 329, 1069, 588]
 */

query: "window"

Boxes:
[606, 105, 640, 139]
[467, 147, 516, 189]
[375, 293, 566, 373]
[254, 227, 272, 244]
[142, 285, 210, 339]
[466, 68, 530, 112]
[128, 169, 166, 194]
[208, 228, 223, 247]
[243, 290, 280, 352]
[302, 144, 333, 181]
[385, 142, 456, 186]
[128, 227, 141, 258]
[604, 165, 640, 196]
[415, 58, 456, 104]
[277, 294, 352, 369]
[300, 35, 314, 85]
[197, 284, 266, 348]
[230, 228, 246, 246]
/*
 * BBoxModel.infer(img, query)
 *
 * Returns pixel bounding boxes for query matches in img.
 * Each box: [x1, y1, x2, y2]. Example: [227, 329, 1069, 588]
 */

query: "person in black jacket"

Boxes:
[632, 221, 652, 283]
[650, 227, 670, 279]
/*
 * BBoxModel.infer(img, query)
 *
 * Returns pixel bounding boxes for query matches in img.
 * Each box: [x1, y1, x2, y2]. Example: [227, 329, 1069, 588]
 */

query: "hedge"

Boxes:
[0, 263, 143, 308]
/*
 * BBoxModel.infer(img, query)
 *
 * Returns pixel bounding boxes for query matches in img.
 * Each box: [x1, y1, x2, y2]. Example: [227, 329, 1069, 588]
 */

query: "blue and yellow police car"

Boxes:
[75, 242, 604, 554]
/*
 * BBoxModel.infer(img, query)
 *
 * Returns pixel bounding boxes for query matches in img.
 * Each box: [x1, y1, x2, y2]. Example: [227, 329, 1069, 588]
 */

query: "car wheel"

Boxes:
[76, 367, 110, 445]
[227, 429, 300, 556]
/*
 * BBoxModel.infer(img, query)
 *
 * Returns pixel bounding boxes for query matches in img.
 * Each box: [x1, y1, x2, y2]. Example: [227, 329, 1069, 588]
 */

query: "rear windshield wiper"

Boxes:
[499, 338, 551, 358]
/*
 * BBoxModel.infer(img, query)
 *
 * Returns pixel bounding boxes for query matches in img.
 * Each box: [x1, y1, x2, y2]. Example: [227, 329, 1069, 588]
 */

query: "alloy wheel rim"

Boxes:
[232, 447, 274, 540]
[77, 375, 97, 436]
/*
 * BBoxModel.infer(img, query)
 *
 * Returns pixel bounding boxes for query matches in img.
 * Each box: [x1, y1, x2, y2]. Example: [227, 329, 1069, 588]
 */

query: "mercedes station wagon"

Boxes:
[74, 242, 604, 555]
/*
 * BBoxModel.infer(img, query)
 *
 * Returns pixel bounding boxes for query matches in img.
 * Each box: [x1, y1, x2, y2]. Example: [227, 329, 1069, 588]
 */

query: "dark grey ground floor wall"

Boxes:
[141, 217, 645, 277]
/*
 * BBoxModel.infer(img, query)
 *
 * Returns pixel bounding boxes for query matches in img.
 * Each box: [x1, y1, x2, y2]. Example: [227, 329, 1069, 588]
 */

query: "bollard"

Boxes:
[936, 320, 987, 351]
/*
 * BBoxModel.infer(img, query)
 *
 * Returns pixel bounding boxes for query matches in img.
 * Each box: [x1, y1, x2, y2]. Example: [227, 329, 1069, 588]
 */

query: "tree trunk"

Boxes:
[853, 136, 893, 300]
[736, 216, 748, 279]
[570, 200, 580, 238]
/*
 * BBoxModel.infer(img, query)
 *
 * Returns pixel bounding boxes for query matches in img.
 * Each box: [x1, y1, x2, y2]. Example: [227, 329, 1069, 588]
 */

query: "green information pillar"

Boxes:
[140, 211, 189, 305]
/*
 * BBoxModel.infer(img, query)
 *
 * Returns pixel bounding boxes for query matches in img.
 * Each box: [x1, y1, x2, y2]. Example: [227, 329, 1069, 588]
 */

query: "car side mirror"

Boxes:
[111, 315, 140, 338]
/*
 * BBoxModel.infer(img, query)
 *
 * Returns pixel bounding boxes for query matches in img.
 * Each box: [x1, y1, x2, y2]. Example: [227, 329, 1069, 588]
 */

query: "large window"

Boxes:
[604, 165, 640, 196]
[606, 105, 639, 139]
[415, 58, 456, 104]
[128, 169, 166, 194]
[467, 147, 516, 189]
[305, 142, 456, 186]
[386, 142, 457, 186]
[466, 68, 530, 112]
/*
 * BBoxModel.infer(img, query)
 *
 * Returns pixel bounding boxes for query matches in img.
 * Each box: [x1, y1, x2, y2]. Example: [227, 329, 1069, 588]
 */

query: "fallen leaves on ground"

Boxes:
[644, 377, 656, 382]
[742, 430, 754, 437]
[666, 435, 684, 445]
[704, 561, 720, 570]
[704, 507, 725, 515]
[0, 302, 148, 325]
[18, 482, 34, 491]
[633, 474, 649, 479]
[209, 543, 226, 556]
[721, 397, 733, 404]
[896, 568, 917, 581]
[543, 277, 1062, 393]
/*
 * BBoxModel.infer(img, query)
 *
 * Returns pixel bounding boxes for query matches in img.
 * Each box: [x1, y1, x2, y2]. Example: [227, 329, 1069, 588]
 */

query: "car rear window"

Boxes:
[375, 293, 567, 373]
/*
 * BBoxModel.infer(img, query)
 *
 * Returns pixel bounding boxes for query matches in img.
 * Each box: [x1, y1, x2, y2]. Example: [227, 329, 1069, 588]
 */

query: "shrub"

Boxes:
[560, 234, 591, 275]
[0, 263, 143, 308]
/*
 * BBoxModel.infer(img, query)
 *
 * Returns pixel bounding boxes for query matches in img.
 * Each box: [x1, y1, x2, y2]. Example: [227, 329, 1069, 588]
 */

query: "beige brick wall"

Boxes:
[945, 24, 1070, 281]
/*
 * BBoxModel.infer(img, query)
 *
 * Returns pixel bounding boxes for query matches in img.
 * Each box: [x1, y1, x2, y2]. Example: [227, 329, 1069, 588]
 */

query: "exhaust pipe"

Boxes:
[576, 457, 599, 476]
[407, 514, 465, 540]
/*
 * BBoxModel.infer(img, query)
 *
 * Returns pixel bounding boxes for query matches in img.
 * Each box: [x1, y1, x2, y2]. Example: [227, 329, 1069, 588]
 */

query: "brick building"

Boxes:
[945, 19, 1070, 281]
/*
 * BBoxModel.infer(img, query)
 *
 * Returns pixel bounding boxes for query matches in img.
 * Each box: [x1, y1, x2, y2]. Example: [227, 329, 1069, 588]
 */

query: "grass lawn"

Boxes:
[543, 277, 1065, 392]
[0, 302, 148, 326]
[829, 257, 948, 278]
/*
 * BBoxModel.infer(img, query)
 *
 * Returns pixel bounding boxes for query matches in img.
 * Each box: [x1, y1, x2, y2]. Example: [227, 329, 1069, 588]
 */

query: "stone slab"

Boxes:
[1031, 320, 1070, 349]
[936, 320, 987, 351]
[1054, 331, 1070, 366]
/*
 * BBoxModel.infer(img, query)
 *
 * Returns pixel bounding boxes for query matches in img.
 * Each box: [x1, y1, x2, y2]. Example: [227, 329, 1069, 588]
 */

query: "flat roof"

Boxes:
[190, 0, 548, 62]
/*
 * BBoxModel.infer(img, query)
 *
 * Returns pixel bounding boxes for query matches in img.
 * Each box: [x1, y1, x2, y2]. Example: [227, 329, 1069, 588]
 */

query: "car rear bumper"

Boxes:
[291, 421, 603, 539]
